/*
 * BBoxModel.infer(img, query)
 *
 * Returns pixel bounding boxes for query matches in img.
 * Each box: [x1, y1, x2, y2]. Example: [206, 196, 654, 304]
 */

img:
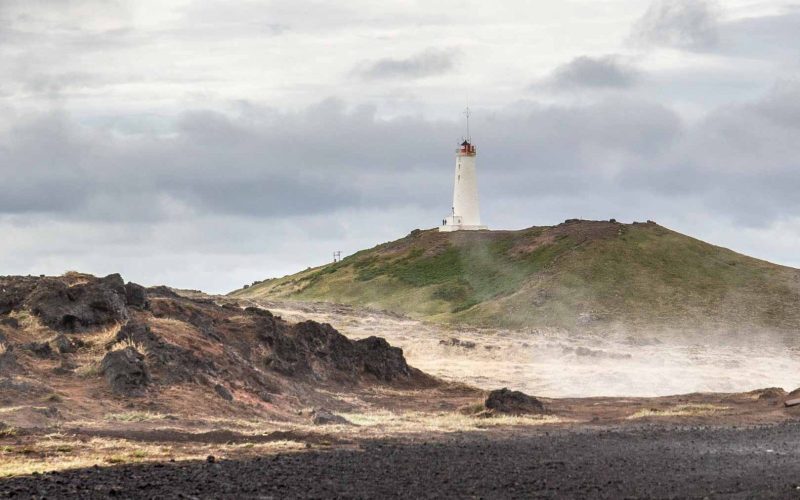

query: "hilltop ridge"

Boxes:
[232, 220, 800, 334]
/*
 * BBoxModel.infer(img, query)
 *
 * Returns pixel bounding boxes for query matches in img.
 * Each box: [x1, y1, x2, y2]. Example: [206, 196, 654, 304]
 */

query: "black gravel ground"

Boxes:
[3, 422, 800, 499]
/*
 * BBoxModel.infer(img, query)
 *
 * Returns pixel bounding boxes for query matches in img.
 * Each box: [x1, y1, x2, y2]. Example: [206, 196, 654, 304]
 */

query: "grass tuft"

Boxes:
[109, 338, 149, 358]
[75, 362, 102, 379]
[0, 427, 18, 438]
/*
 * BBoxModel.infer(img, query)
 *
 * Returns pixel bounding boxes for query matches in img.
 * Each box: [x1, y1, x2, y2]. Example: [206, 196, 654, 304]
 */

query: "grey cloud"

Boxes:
[630, 0, 720, 51]
[356, 49, 459, 80]
[757, 81, 800, 129]
[619, 81, 800, 226]
[0, 100, 451, 221]
[716, 9, 800, 59]
[537, 55, 640, 90]
[21, 71, 102, 95]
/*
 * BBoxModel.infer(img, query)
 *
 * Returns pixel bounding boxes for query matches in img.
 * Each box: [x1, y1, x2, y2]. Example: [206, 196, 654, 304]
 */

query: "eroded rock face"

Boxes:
[124, 283, 148, 309]
[1, 272, 428, 403]
[0, 276, 39, 316]
[112, 321, 215, 385]
[265, 321, 411, 383]
[356, 336, 410, 382]
[101, 347, 150, 396]
[24, 274, 129, 332]
[485, 388, 545, 415]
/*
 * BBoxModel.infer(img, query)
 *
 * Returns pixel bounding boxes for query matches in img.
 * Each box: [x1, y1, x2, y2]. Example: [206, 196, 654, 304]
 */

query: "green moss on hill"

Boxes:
[232, 221, 800, 333]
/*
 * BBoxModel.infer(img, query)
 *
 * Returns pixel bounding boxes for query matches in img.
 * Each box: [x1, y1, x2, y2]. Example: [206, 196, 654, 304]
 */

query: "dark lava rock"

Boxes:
[24, 274, 129, 332]
[108, 321, 155, 349]
[0, 317, 19, 329]
[266, 321, 411, 383]
[50, 334, 81, 354]
[101, 347, 150, 396]
[245, 306, 273, 318]
[355, 336, 411, 382]
[755, 387, 787, 401]
[310, 408, 352, 426]
[112, 321, 216, 385]
[214, 384, 234, 401]
[0, 349, 19, 374]
[439, 337, 477, 349]
[52, 360, 77, 375]
[124, 282, 148, 309]
[20, 341, 54, 358]
[148, 299, 222, 341]
[485, 388, 546, 415]
[0, 276, 39, 315]
[267, 321, 361, 379]
[145, 286, 180, 299]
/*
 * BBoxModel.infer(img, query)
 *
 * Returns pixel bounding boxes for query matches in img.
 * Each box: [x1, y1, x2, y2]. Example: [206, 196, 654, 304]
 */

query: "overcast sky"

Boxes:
[1, 0, 800, 293]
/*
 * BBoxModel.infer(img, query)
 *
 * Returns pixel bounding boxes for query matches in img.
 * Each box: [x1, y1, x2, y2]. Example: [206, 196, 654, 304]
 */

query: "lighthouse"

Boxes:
[440, 109, 488, 232]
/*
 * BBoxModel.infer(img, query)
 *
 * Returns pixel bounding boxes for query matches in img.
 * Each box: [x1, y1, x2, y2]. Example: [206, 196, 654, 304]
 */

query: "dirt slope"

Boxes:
[232, 220, 800, 335]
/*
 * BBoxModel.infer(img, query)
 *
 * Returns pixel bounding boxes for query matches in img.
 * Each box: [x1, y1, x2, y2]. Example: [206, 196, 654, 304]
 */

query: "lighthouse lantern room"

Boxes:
[440, 109, 488, 232]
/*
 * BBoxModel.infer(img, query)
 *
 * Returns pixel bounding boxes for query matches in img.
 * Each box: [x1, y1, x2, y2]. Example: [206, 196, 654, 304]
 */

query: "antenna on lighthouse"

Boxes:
[464, 106, 471, 142]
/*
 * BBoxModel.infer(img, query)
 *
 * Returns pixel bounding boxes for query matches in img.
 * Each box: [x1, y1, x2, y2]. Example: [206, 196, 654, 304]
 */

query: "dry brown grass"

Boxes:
[0, 426, 18, 438]
[75, 361, 102, 379]
[108, 338, 149, 358]
[86, 324, 123, 352]
[7, 311, 52, 341]
[104, 411, 165, 423]
[0, 435, 307, 478]
[627, 404, 730, 420]
[61, 271, 93, 286]
[340, 410, 563, 433]
[0, 343, 7, 356]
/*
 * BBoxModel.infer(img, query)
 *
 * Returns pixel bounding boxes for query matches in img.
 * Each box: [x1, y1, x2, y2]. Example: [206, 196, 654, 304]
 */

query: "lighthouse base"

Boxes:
[439, 224, 488, 233]
[439, 215, 487, 232]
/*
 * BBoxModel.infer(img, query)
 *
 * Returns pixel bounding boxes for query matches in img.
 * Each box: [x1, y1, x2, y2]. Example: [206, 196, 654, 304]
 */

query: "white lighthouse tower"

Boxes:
[440, 109, 488, 232]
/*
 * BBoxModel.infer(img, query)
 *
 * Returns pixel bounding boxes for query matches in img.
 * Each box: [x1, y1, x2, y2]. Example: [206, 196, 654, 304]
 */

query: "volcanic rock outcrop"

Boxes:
[0, 273, 433, 415]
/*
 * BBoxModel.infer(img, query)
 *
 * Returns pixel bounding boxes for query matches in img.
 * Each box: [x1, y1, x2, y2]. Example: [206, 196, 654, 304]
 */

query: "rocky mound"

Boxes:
[0, 273, 434, 422]
[484, 388, 546, 415]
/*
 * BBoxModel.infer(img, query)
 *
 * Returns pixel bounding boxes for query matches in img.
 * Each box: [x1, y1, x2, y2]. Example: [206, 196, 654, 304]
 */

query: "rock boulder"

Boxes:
[356, 336, 411, 382]
[101, 347, 150, 396]
[485, 388, 545, 415]
[310, 408, 352, 426]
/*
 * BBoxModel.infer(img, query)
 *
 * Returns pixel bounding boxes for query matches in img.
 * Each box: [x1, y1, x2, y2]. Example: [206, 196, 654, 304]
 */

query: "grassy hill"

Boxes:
[231, 220, 800, 333]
